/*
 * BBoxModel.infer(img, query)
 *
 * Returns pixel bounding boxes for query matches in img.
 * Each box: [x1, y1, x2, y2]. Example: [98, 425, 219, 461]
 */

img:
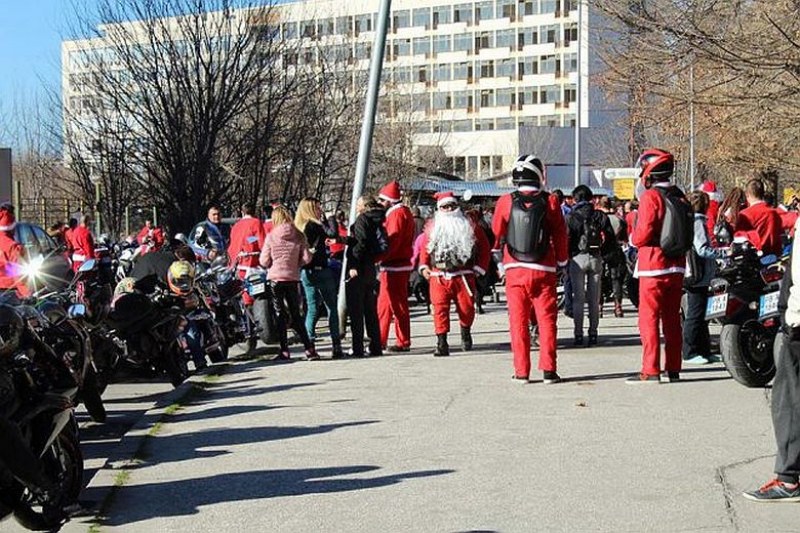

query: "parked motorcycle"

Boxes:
[243, 266, 277, 345]
[0, 305, 83, 531]
[195, 262, 259, 353]
[705, 241, 784, 387]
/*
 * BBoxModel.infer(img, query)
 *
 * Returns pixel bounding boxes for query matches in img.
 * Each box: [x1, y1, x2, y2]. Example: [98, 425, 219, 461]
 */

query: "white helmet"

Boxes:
[174, 232, 188, 244]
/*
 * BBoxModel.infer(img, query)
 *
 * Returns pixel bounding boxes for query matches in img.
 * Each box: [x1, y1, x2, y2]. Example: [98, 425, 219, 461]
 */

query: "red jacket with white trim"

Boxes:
[491, 190, 568, 273]
[71, 226, 95, 264]
[418, 218, 491, 276]
[630, 186, 685, 277]
[378, 203, 415, 271]
[0, 233, 29, 296]
[227, 216, 266, 269]
[735, 201, 783, 256]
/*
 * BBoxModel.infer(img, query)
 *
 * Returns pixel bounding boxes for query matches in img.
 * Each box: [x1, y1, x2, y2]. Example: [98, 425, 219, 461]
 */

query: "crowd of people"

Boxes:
[2, 147, 800, 503]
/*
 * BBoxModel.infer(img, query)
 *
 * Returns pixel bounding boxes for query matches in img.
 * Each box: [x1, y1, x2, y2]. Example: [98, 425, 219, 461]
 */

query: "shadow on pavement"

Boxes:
[168, 404, 284, 424]
[134, 420, 381, 466]
[99, 465, 454, 526]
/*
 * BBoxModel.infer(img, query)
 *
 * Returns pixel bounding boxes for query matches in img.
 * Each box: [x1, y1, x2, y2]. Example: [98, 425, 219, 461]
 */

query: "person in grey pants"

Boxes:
[566, 185, 617, 346]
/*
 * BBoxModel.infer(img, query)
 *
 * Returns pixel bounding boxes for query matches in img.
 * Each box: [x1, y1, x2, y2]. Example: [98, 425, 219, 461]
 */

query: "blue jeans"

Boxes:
[301, 268, 340, 341]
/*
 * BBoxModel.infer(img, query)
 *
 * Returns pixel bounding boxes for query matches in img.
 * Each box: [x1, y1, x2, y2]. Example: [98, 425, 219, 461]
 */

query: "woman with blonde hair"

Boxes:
[294, 197, 345, 358]
[260, 205, 318, 360]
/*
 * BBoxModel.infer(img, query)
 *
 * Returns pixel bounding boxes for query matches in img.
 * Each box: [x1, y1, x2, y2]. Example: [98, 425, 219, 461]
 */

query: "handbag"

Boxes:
[684, 249, 705, 288]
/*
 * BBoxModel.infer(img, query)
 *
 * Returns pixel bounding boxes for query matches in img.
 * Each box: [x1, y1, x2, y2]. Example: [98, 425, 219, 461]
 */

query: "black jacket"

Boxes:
[567, 203, 617, 258]
[303, 220, 337, 270]
[347, 207, 386, 277]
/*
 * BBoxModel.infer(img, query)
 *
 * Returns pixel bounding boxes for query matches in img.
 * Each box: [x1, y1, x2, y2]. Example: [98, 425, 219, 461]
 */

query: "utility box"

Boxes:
[0, 149, 11, 202]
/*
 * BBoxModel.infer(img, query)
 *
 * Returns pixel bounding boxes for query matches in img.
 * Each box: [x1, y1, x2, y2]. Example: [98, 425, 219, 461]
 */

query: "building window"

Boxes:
[282, 22, 298, 39]
[565, 85, 576, 102]
[454, 157, 466, 174]
[413, 8, 431, 28]
[453, 61, 471, 81]
[479, 60, 495, 79]
[492, 155, 503, 173]
[453, 33, 473, 53]
[567, 114, 577, 126]
[454, 3, 473, 24]
[519, 87, 538, 105]
[497, 58, 515, 78]
[476, 32, 492, 51]
[413, 36, 431, 56]
[541, 0, 558, 14]
[543, 115, 561, 126]
[496, 118, 516, 130]
[564, 0, 578, 12]
[433, 35, 452, 54]
[519, 1, 538, 15]
[393, 38, 411, 57]
[480, 89, 495, 107]
[542, 24, 559, 44]
[565, 53, 577, 73]
[354, 14, 373, 34]
[476, 120, 494, 131]
[564, 24, 578, 44]
[518, 27, 539, 47]
[497, 0, 516, 19]
[355, 42, 371, 60]
[480, 156, 492, 175]
[453, 90, 472, 110]
[540, 55, 557, 74]
[496, 29, 515, 50]
[475, 1, 494, 22]
[433, 63, 452, 81]
[433, 92, 452, 110]
[393, 10, 410, 31]
[468, 156, 478, 173]
[301, 21, 315, 38]
[496, 88, 515, 106]
[417, 67, 428, 83]
[433, 5, 452, 26]
[540, 85, 561, 104]
[393, 66, 412, 84]
[317, 18, 334, 37]
[335, 17, 352, 35]
[415, 123, 432, 134]
[518, 57, 538, 76]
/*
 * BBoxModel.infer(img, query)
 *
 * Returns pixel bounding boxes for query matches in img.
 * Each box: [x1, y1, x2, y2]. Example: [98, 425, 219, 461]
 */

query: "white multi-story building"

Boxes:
[63, 0, 612, 185]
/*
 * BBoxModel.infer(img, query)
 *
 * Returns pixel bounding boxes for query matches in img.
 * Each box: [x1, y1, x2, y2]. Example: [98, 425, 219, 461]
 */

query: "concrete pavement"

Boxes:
[11, 299, 799, 532]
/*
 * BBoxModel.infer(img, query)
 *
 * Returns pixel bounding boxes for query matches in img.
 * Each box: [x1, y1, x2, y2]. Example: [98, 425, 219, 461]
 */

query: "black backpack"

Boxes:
[506, 191, 550, 262]
[577, 210, 603, 255]
[658, 187, 694, 258]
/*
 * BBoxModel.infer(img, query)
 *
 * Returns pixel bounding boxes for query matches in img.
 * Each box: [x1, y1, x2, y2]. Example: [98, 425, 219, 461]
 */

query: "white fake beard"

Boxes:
[428, 208, 475, 266]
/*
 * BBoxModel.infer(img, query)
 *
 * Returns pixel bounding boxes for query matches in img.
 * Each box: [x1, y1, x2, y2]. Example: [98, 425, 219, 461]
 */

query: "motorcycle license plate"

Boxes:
[705, 293, 729, 320]
[759, 291, 780, 319]
[249, 283, 265, 296]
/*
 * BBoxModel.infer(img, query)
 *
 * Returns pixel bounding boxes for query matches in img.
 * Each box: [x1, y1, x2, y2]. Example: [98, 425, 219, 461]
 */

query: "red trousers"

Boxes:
[638, 274, 683, 375]
[506, 268, 559, 377]
[378, 270, 411, 348]
[429, 274, 476, 335]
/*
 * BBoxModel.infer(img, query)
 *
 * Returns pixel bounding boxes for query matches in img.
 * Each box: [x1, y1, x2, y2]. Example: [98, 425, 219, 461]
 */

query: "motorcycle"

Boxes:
[106, 286, 191, 387]
[0, 304, 83, 531]
[705, 241, 785, 387]
[181, 289, 228, 364]
[243, 266, 277, 345]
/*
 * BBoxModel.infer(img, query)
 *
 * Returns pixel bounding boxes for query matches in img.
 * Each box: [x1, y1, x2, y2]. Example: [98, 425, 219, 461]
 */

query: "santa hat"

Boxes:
[378, 180, 402, 203]
[0, 204, 16, 232]
[435, 191, 458, 208]
[698, 180, 723, 203]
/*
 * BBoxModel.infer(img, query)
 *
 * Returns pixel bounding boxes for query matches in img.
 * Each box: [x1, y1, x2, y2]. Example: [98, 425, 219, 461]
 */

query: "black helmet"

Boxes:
[636, 148, 674, 184]
[512, 155, 545, 186]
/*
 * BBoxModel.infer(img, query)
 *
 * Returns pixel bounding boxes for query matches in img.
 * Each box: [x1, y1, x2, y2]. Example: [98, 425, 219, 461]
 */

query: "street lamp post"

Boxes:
[573, 0, 584, 188]
[89, 168, 102, 237]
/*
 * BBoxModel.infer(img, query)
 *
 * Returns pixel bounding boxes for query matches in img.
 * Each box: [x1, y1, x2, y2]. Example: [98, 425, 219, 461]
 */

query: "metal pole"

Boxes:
[125, 206, 130, 237]
[336, 0, 392, 328]
[94, 182, 101, 236]
[573, 0, 583, 188]
[689, 61, 695, 190]
[12, 181, 21, 218]
[152, 206, 158, 228]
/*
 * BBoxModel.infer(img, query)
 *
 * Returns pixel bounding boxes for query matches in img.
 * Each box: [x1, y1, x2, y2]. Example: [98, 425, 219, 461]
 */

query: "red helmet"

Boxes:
[636, 148, 674, 184]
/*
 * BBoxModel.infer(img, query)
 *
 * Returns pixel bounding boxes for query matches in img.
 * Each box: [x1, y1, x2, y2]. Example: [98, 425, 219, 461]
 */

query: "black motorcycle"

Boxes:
[106, 287, 191, 387]
[196, 262, 259, 353]
[0, 304, 83, 531]
[706, 241, 784, 387]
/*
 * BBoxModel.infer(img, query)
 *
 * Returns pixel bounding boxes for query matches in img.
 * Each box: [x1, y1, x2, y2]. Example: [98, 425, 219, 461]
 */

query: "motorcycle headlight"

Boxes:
[19, 256, 45, 282]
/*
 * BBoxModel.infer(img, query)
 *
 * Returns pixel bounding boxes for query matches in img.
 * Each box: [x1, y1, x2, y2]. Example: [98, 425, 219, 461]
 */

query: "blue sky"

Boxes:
[0, 0, 90, 112]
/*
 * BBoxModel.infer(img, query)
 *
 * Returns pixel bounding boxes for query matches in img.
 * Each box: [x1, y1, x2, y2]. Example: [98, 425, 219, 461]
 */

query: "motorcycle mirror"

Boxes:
[79, 259, 97, 272]
[68, 304, 87, 319]
[462, 189, 474, 202]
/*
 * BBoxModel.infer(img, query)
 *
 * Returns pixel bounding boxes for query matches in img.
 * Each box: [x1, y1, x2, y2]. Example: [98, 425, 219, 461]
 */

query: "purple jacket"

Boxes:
[260, 224, 312, 282]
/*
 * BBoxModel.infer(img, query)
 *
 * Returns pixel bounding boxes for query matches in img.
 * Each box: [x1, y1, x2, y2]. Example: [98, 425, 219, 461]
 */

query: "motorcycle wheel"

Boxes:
[82, 368, 107, 423]
[252, 298, 277, 345]
[163, 342, 190, 387]
[720, 321, 777, 387]
[208, 325, 229, 363]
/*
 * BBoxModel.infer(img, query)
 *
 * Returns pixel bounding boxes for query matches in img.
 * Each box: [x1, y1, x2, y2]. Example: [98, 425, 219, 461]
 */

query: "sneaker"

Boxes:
[625, 373, 661, 385]
[683, 355, 710, 365]
[276, 351, 291, 361]
[512, 375, 529, 383]
[660, 371, 680, 383]
[706, 354, 722, 364]
[543, 371, 562, 384]
[305, 349, 321, 361]
[387, 345, 410, 353]
[743, 479, 800, 502]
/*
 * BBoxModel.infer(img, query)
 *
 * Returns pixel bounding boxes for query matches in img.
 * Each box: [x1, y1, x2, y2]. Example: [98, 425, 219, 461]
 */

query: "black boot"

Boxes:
[460, 327, 473, 351]
[434, 334, 450, 357]
[331, 340, 345, 359]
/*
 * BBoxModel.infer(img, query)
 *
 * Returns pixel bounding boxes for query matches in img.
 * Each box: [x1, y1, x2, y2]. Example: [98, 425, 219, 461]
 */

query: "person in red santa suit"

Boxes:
[492, 155, 568, 384]
[376, 180, 416, 352]
[136, 217, 165, 255]
[698, 179, 723, 245]
[627, 148, 687, 384]
[71, 214, 96, 272]
[227, 203, 267, 306]
[418, 192, 490, 356]
[735, 178, 783, 256]
[0, 204, 30, 297]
